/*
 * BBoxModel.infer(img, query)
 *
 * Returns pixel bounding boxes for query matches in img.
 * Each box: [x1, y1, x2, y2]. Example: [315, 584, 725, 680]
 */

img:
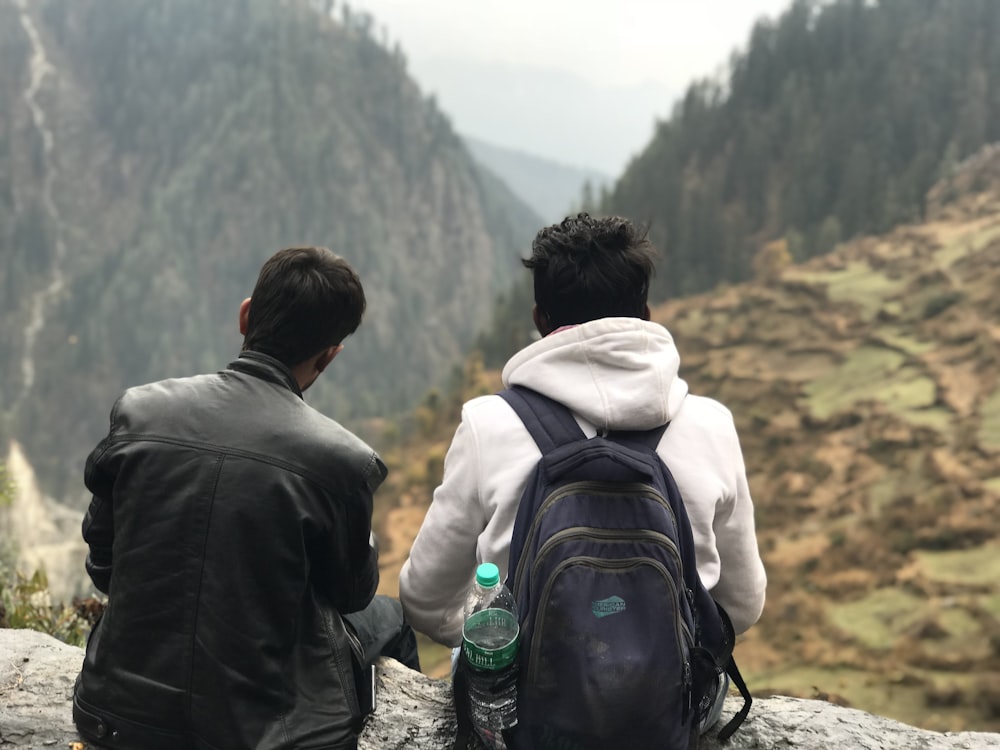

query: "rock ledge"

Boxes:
[2, 628, 999, 749]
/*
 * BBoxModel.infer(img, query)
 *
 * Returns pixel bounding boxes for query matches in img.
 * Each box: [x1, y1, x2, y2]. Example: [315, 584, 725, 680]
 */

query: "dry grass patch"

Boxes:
[979, 386, 1000, 451]
[912, 544, 1000, 587]
[790, 262, 907, 321]
[828, 588, 928, 650]
[804, 345, 936, 422]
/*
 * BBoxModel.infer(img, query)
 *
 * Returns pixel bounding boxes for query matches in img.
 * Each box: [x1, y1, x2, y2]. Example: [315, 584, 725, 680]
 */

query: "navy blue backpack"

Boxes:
[489, 386, 751, 750]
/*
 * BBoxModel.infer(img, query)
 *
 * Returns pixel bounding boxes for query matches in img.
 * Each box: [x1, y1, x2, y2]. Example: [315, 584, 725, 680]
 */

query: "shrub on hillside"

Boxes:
[0, 569, 92, 648]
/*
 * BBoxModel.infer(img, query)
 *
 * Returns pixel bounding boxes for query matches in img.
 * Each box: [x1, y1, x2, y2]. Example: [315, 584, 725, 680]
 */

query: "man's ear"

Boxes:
[532, 305, 552, 337]
[315, 344, 344, 374]
[239, 297, 252, 336]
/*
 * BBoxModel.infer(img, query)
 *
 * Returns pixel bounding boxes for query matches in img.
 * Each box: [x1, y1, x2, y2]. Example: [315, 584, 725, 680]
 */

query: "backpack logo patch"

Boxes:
[591, 595, 626, 619]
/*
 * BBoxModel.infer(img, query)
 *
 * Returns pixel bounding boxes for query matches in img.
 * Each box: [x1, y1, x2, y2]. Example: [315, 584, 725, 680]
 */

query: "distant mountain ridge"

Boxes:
[0, 0, 541, 501]
[465, 136, 609, 222]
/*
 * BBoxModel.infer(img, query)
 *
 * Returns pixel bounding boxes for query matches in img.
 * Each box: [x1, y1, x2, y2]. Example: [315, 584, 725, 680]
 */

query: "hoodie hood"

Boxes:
[501, 317, 688, 432]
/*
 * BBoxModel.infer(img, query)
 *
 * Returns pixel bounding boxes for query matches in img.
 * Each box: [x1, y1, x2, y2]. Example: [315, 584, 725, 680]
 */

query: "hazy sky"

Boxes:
[351, 0, 793, 174]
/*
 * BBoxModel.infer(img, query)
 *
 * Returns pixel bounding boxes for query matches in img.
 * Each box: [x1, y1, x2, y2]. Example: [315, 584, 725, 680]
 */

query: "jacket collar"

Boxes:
[229, 351, 303, 398]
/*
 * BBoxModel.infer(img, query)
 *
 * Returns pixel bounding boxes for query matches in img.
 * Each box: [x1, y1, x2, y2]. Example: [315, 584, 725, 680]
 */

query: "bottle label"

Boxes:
[462, 608, 519, 670]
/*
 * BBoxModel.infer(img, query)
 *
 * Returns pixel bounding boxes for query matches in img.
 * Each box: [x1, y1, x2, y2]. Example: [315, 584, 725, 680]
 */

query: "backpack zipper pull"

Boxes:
[683, 661, 693, 723]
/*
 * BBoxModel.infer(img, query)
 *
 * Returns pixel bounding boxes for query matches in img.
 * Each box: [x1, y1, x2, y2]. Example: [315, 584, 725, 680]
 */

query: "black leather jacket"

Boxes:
[73, 352, 385, 750]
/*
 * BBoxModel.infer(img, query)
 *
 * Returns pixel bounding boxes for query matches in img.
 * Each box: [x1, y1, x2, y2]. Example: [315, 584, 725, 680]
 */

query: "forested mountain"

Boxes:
[0, 0, 540, 501]
[604, 0, 1000, 299]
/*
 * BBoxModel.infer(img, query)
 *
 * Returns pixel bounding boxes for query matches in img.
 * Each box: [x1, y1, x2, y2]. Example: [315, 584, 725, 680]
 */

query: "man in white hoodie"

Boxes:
[399, 213, 766, 662]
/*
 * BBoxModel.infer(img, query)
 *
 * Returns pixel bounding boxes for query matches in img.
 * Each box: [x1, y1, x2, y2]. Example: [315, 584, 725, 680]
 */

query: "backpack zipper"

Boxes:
[528, 526, 683, 602]
[512, 481, 678, 596]
[683, 660, 693, 723]
[519, 527, 687, 648]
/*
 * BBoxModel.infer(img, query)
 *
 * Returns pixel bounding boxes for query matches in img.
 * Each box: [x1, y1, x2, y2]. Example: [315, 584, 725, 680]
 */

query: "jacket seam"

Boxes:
[106, 432, 360, 499]
[323, 609, 361, 721]
[185, 452, 226, 723]
[280, 712, 290, 744]
[360, 450, 383, 492]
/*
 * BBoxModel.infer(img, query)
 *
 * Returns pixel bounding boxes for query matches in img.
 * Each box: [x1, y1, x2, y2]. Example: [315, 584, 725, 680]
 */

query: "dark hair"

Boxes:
[242, 246, 366, 367]
[523, 213, 656, 329]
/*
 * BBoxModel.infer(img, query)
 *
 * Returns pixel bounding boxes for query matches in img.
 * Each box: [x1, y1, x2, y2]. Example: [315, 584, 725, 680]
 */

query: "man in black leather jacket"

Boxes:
[73, 247, 418, 750]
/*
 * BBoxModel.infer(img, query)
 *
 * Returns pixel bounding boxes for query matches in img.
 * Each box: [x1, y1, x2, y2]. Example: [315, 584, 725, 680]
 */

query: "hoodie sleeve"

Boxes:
[399, 409, 486, 646]
[710, 425, 767, 635]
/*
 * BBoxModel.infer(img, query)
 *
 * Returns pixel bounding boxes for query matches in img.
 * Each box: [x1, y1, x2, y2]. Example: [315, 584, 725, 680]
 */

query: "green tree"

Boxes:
[816, 215, 843, 256]
[0, 466, 91, 645]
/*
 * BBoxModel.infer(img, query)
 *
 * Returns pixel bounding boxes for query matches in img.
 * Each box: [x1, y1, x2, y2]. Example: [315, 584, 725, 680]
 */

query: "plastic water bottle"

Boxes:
[462, 562, 519, 750]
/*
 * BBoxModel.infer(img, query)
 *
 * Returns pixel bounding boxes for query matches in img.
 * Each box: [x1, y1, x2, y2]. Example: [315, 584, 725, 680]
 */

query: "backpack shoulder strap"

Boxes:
[500, 386, 670, 453]
[717, 657, 753, 741]
[497, 386, 586, 454]
[607, 424, 669, 452]
[713, 605, 752, 741]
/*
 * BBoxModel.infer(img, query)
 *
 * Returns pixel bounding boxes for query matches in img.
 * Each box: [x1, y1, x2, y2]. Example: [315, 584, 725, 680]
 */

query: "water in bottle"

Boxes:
[462, 562, 519, 750]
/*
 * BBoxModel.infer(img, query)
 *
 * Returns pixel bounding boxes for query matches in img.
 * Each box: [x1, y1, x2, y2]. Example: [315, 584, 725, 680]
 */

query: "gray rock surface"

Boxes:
[2, 628, 999, 749]
[1, 628, 81, 746]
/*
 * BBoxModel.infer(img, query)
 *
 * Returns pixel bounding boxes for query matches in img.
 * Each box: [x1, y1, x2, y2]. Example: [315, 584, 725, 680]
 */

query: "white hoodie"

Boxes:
[399, 318, 766, 646]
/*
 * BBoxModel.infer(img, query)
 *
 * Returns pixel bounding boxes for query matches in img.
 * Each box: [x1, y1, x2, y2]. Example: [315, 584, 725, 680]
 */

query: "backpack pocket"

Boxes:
[689, 645, 724, 726]
[517, 556, 693, 750]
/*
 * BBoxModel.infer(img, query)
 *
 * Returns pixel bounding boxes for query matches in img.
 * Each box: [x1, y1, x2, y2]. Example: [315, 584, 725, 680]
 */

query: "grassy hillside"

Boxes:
[660, 147, 1000, 732]
[373, 148, 1000, 730]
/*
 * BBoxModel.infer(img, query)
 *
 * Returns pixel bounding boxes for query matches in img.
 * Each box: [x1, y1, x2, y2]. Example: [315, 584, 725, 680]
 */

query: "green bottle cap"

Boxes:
[475, 562, 500, 588]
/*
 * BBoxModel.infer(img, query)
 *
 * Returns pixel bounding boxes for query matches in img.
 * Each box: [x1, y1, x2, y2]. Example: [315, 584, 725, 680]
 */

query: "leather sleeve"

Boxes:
[311, 452, 385, 614]
[81, 399, 123, 594]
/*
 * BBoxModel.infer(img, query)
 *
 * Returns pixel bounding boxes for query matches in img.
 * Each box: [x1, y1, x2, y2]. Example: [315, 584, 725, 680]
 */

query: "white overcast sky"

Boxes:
[351, 0, 793, 174]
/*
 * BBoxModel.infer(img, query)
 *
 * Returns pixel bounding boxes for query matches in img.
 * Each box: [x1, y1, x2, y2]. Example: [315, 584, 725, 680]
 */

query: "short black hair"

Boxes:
[242, 247, 366, 367]
[523, 213, 656, 329]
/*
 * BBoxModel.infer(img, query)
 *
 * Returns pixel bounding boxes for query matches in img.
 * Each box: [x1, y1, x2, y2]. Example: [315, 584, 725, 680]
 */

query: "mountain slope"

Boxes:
[376, 148, 1000, 729]
[0, 0, 540, 500]
[656, 146, 1000, 732]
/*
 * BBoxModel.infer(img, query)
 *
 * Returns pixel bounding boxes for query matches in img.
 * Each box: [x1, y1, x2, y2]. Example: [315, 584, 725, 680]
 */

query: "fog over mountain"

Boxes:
[422, 59, 670, 175]
[465, 136, 610, 222]
[351, 0, 792, 173]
